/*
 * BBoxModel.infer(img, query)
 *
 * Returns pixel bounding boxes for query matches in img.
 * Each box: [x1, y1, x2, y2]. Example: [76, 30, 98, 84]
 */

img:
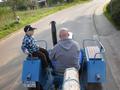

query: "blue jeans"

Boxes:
[53, 73, 64, 90]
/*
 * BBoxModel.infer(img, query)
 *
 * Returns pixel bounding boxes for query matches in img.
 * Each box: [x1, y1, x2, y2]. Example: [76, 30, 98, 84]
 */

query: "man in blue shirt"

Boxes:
[49, 28, 80, 74]
[21, 25, 50, 68]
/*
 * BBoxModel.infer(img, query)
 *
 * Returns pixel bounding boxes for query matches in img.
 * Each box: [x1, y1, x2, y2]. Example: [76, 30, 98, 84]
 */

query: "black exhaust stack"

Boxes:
[51, 21, 57, 46]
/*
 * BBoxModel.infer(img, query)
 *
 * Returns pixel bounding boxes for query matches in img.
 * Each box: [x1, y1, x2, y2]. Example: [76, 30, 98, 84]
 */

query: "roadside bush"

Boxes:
[16, 4, 28, 11]
[107, 0, 120, 25]
[47, 0, 57, 6]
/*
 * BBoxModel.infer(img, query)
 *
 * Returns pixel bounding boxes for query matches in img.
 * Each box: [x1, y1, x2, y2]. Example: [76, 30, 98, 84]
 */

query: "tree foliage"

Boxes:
[6, 0, 38, 11]
[107, 0, 120, 25]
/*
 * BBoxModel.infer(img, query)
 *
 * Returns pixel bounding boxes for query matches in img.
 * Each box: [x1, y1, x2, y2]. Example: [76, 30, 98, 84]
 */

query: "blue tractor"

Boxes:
[21, 21, 106, 90]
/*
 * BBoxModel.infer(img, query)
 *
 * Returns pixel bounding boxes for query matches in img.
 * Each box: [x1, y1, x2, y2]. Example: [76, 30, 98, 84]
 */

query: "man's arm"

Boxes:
[21, 43, 29, 54]
[74, 41, 80, 51]
[21, 37, 31, 54]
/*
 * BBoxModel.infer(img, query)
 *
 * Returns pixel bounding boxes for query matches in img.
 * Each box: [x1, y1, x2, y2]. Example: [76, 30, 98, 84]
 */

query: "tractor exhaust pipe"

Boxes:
[50, 21, 57, 46]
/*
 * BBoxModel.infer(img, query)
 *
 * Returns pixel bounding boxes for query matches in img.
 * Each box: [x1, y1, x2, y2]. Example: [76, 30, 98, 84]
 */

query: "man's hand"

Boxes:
[37, 44, 40, 48]
[24, 49, 29, 55]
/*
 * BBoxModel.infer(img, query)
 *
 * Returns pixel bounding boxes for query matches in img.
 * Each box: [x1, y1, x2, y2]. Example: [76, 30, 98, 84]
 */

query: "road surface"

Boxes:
[0, 0, 120, 90]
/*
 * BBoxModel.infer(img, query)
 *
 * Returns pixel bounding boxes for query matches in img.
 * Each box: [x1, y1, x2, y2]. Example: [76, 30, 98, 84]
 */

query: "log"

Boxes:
[63, 67, 80, 90]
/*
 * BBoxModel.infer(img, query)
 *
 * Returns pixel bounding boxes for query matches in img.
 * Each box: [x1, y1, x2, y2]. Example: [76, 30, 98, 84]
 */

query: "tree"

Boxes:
[7, 0, 37, 10]
[47, 0, 57, 6]
[6, 0, 27, 19]
[7, 0, 28, 11]
[27, 0, 38, 10]
[7, 0, 18, 19]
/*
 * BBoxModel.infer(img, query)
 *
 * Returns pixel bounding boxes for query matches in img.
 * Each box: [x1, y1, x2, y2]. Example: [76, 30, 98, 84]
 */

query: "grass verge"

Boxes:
[0, 0, 89, 39]
[104, 4, 120, 30]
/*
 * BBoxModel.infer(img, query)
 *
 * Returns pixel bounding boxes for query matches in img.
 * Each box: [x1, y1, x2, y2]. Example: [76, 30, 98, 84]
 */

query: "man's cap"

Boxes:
[24, 25, 36, 32]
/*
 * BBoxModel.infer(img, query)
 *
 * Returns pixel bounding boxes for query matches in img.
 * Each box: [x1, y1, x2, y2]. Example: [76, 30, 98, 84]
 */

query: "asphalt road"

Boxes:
[0, 0, 120, 90]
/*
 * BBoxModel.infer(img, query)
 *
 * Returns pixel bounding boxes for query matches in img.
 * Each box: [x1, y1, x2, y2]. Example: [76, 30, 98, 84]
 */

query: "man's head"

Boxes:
[59, 28, 69, 40]
[24, 25, 36, 36]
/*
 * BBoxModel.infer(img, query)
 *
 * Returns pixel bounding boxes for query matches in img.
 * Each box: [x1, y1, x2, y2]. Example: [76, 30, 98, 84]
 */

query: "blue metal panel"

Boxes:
[84, 47, 106, 83]
[22, 59, 42, 82]
[87, 60, 106, 83]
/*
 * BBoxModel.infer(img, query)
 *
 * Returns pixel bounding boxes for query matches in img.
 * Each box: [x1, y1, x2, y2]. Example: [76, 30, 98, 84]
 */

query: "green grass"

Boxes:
[104, 4, 120, 30]
[0, 0, 89, 39]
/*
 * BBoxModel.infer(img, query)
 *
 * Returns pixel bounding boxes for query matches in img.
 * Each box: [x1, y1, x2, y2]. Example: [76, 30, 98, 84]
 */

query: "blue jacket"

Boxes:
[21, 34, 39, 54]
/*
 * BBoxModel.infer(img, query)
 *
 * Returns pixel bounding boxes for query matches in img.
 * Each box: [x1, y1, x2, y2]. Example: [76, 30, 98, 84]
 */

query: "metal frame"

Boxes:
[35, 40, 48, 49]
[83, 39, 105, 60]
